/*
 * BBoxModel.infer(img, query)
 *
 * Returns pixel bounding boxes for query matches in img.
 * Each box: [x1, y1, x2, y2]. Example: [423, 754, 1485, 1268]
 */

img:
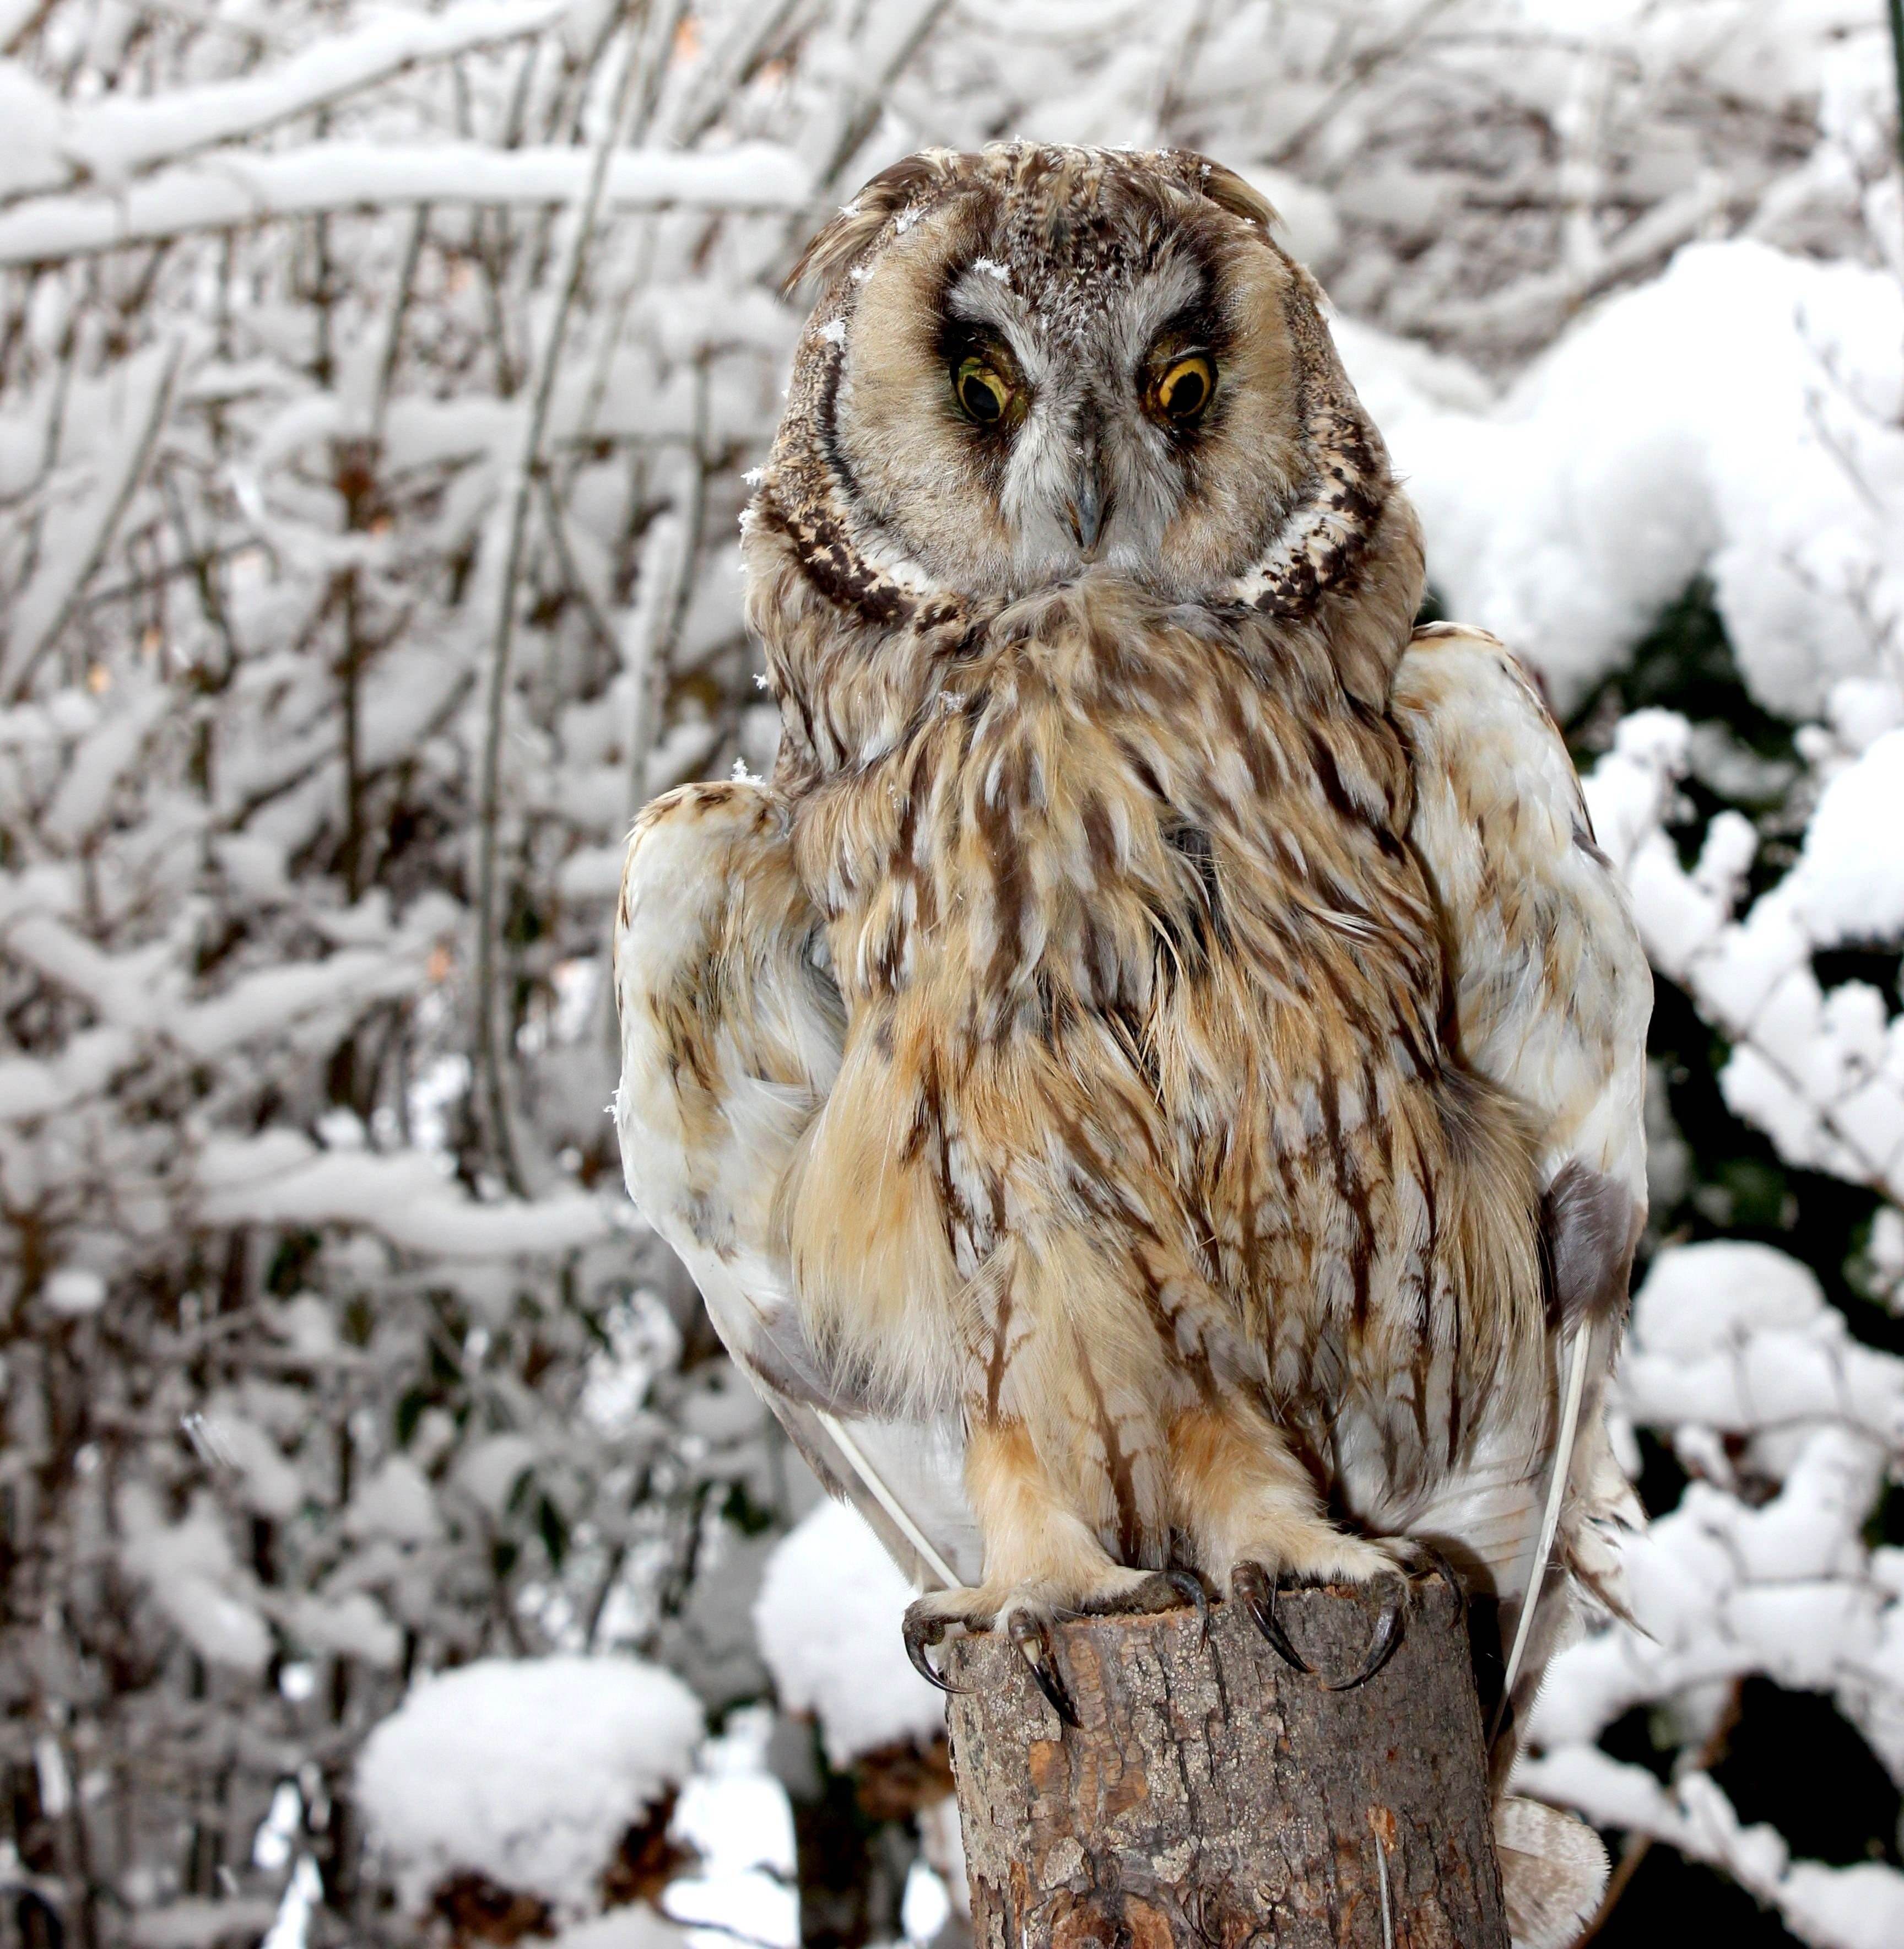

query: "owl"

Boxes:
[613, 145, 1649, 1949]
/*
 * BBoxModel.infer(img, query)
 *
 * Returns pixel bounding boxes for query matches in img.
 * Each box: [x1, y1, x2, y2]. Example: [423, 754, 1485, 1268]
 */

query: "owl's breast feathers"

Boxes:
[764, 573, 1564, 1494]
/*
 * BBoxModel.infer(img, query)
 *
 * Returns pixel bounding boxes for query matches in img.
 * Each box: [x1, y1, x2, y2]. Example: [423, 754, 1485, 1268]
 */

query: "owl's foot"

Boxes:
[1229, 1541, 1462, 1691]
[902, 1568, 1205, 1726]
[902, 1595, 1080, 1725]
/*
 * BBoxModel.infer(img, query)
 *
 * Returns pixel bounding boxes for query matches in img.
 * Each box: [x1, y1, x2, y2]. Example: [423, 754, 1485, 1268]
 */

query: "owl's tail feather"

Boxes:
[1495, 1797, 1609, 1949]
[1490, 1163, 1643, 1767]
[1496, 1323, 1588, 1725]
[810, 1408, 962, 1589]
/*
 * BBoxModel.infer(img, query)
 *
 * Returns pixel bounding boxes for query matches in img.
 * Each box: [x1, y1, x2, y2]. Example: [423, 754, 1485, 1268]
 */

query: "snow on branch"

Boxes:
[1520, 1240, 1904, 1943]
[2, 336, 185, 697]
[356, 1656, 703, 1914]
[754, 1500, 944, 1769]
[1589, 715, 1904, 1204]
[0, 141, 810, 265]
[1519, 1749, 1904, 1949]
[22, 0, 576, 192]
[198, 1130, 612, 1257]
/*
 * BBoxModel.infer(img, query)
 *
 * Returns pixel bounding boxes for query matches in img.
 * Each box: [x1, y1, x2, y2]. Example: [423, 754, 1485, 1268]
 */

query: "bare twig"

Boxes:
[4, 334, 186, 702]
[473, 17, 648, 1194]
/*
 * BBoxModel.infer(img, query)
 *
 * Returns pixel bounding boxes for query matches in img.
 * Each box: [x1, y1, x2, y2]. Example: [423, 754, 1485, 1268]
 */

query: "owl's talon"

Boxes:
[1323, 1571, 1408, 1692]
[1381, 1541, 1466, 1627]
[1231, 1561, 1311, 1674]
[1165, 1568, 1211, 1645]
[1418, 1546, 1465, 1622]
[1008, 1612, 1080, 1727]
[902, 1603, 976, 1697]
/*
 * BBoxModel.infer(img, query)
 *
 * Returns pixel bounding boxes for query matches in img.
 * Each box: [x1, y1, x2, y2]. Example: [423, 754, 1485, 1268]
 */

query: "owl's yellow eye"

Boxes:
[954, 357, 1012, 425]
[1155, 354, 1215, 423]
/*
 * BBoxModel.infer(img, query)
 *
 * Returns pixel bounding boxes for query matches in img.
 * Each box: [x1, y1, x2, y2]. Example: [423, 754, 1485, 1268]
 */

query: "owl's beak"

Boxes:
[1066, 447, 1108, 556]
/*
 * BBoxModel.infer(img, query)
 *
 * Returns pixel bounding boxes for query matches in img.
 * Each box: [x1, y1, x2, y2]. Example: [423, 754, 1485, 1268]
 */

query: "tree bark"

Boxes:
[942, 1581, 1507, 1949]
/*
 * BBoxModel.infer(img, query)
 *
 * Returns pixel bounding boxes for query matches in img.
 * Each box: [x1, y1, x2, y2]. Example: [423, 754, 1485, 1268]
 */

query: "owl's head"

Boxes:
[756, 144, 1413, 622]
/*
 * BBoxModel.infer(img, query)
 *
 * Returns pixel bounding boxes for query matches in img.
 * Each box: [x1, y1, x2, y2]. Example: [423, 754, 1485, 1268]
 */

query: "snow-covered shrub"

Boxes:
[1343, 166, 1904, 1949]
[755, 1502, 943, 1774]
[755, 1504, 964, 1948]
[355, 1655, 701, 1918]
[2, 2, 1902, 1946]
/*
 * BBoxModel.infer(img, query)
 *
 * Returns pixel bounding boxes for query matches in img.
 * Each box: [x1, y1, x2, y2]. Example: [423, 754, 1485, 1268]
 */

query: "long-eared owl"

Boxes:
[613, 144, 1650, 1949]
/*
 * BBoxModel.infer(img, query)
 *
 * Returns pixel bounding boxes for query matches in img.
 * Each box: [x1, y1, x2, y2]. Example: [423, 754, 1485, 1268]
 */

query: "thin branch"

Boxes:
[624, 361, 708, 818]
[1890, 0, 1904, 191]
[473, 17, 648, 1195]
[536, 469, 622, 666]
[4, 334, 186, 703]
[811, 0, 955, 200]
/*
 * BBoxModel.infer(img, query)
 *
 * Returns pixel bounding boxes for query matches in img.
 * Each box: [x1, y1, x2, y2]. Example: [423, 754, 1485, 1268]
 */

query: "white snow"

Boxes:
[286, 1591, 402, 1669]
[1579, 712, 1904, 1205]
[753, 1500, 944, 1768]
[198, 1132, 612, 1258]
[344, 1457, 441, 1546]
[356, 1655, 704, 1913]
[117, 1486, 272, 1676]
[0, 60, 63, 201]
[201, 1409, 305, 1519]
[550, 1907, 689, 1949]
[664, 1708, 798, 1949]
[1345, 241, 1904, 716]
[455, 1432, 540, 1516]
[63, 0, 570, 185]
[0, 143, 811, 267]
[1627, 1240, 1827, 1358]
[1789, 729, 1904, 946]
[42, 1267, 105, 1316]
[130, 1899, 282, 1949]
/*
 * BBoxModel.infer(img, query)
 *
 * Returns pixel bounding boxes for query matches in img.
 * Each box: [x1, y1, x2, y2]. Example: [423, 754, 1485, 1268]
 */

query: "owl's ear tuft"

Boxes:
[1177, 154, 1280, 236]
[784, 149, 965, 297]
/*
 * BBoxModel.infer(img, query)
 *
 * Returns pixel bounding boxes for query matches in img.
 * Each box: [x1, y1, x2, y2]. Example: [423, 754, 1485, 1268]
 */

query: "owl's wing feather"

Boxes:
[611, 780, 981, 1591]
[1389, 624, 1651, 1734]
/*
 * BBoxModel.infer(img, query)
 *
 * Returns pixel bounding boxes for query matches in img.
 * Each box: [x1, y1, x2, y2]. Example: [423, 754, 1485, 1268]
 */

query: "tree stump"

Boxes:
[943, 1582, 1506, 1949]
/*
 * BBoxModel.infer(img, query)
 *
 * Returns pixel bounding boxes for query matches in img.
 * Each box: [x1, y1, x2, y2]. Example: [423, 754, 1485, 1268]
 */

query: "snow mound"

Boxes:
[754, 1500, 944, 1767]
[356, 1656, 704, 1913]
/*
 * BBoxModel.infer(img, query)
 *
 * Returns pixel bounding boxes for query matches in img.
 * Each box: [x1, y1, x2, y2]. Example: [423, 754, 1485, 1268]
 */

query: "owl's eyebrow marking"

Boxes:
[939, 279, 1045, 401]
[1145, 295, 1225, 360]
[938, 316, 1023, 382]
[1105, 253, 1215, 369]
[944, 267, 1032, 336]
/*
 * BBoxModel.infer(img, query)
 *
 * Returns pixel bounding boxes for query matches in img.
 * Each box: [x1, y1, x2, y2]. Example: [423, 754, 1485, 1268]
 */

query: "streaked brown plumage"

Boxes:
[614, 144, 1651, 1949]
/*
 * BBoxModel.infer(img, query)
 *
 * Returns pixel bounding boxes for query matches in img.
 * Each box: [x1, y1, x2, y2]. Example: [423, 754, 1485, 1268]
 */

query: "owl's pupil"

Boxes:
[958, 364, 1004, 423]
[1161, 361, 1209, 419]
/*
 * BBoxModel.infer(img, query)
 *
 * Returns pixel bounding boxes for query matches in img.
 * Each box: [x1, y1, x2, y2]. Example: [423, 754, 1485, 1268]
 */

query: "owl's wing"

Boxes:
[1388, 623, 1651, 1744]
[611, 781, 981, 1591]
